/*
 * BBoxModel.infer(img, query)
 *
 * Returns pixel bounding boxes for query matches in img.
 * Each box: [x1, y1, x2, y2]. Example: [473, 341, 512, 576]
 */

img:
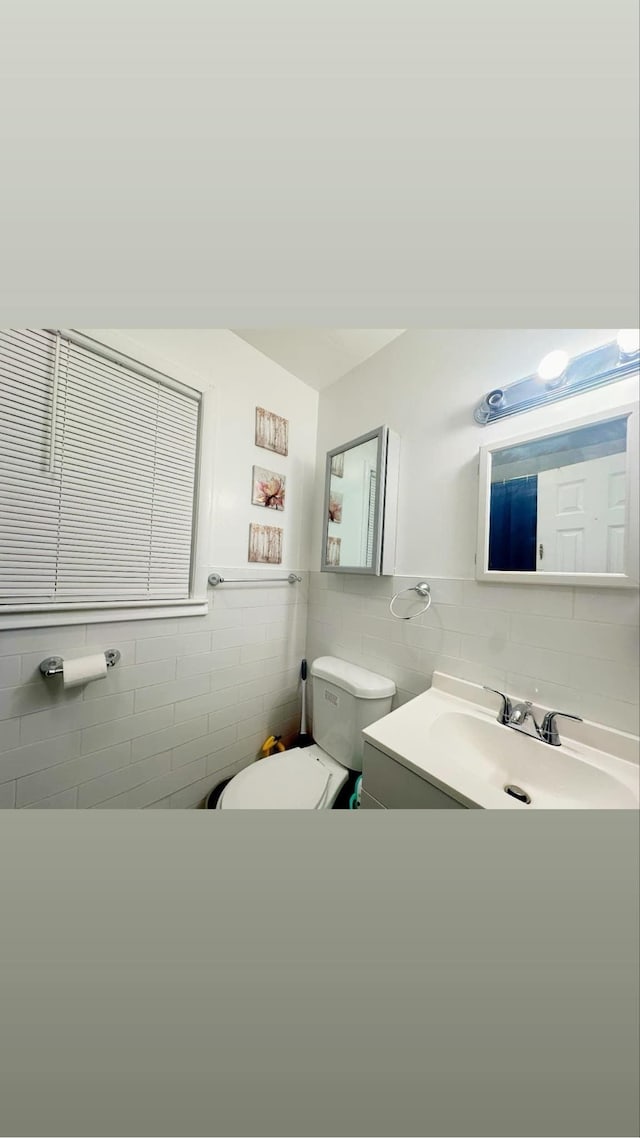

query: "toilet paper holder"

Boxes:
[39, 649, 121, 678]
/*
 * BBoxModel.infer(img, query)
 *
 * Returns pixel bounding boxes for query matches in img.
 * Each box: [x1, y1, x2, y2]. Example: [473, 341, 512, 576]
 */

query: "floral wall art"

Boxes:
[255, 406, 289, 457]
[248, 522, 283, 564]
[252, 465, 286, 511]
[328, 491, 343, 523]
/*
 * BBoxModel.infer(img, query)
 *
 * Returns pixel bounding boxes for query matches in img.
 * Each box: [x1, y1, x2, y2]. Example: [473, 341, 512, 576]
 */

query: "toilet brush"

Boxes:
[297, 659, 312, 748]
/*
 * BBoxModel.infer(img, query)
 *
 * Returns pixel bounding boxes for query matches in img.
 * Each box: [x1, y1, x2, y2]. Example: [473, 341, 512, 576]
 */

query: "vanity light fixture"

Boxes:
[537, 349, 569, 387]
[618, 328, 640, 359]
[473, 332, 639, 424]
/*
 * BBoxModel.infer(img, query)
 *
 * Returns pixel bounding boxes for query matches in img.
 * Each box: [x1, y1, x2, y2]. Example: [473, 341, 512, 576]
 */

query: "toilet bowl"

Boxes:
[216, 656, 395, 809]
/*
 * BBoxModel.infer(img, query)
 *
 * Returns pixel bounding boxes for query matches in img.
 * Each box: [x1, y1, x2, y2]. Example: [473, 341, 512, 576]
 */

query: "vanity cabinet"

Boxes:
[361, 741, 467, 809]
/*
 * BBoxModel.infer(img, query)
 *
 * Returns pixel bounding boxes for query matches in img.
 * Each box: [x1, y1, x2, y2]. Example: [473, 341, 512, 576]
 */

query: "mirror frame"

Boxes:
[321, 425, 400, 576]
[475, 399, 639, 588]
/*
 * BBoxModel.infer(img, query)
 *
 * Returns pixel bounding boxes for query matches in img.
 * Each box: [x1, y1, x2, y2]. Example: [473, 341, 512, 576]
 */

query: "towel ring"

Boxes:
[389, 582, 432, 620]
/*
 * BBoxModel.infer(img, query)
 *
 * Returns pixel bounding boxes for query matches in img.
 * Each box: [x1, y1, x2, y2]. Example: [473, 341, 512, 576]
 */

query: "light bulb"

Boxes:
[617, 329, 640, 357]
[537, 349, 569, 383]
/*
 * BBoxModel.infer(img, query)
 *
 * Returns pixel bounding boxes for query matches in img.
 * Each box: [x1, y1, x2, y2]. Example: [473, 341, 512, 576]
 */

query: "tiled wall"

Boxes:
[306, 572, 640, 738]
[0, 575, 307, 808]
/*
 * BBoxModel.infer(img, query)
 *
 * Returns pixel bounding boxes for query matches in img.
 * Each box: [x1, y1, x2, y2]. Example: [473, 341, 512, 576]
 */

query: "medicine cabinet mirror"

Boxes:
[476, 401, 639, 587]
[321, 425, 400, 576]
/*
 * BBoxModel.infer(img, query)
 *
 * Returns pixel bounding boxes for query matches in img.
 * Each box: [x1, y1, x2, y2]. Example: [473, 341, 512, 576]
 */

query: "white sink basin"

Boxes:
[362, 673, 640, 810]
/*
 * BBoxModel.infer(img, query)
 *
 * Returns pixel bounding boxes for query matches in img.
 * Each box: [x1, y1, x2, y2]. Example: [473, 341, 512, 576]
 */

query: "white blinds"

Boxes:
[365, 469, 377, 566]
[0, 329, 201, 605]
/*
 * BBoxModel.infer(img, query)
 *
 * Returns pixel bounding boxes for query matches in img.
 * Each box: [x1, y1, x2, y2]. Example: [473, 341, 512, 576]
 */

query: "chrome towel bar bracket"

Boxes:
[39, 648, 121, 678]
[208, 572, 301, 587]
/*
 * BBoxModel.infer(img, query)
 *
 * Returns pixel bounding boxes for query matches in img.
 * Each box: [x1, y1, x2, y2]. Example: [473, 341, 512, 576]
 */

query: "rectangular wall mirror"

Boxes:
[322, 425, 400, 576]
[476, 401, 639, 587]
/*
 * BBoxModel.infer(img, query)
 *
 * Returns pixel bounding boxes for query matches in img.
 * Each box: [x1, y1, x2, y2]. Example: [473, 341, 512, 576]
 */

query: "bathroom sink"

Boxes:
[362, 672, 640, 810]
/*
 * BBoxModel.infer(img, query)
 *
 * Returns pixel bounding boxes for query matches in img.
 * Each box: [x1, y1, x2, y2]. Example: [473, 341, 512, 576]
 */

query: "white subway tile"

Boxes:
[173, 691, 217, 724]
[0, 681, 84, 722]
[177, 607, 237, 632]
[96, 757, 207, 809]
[510, 614, 637, 662]
[460, 634, 572, 688]
[175, 646, 242, 678]
[568, 655, 639, 705]
[419, 577, 466, 607]
[135, 631, 211, 663]
[404, 624, 462, 659]
[24, 786, 78, 809]
[239, 638, 297, 665]
[16, 742, 132, 808]
[169, 774, 215, 809]
[207, 659, 268, 691]
[433, 654, 508, 693]
[0, 719, 20, 753]
[131, 715, 208, 762]
[235, 710, 273, 742]
[0, 656, 21, 687]
[0, 780, 16, 808]
[462, 579, 574, 617]
[0, 625, 87, 657]
[170, 728, 233, 770]
[80, 705, 174, 755]
[206, 737, 264, 776]
[573, 588, 640, 626]
[85, 618, 179, 645]
[82, 657, 176, 700]
[242, 603, 296, 627]
[209, 696, 263, 734]
[343, 576, 396, 598]
[582, 693, 640, 735]
[20, 691, 135, 746]
[506, 672, 584, 719]
[0, 732, 82, 782]
[210, 624, 266, 650]
[429, 604, 504, 639]
[361, 635, 423, 672]
[134, 673, 210, 713]
[80, 753, 172, 808]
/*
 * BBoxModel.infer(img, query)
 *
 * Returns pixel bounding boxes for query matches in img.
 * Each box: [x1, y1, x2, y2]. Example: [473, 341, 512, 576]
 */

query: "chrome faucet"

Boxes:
[483, 688, 583, 746]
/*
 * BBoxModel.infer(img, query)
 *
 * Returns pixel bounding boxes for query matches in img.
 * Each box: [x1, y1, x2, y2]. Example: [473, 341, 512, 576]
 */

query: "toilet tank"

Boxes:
[310, 656, 395, 772]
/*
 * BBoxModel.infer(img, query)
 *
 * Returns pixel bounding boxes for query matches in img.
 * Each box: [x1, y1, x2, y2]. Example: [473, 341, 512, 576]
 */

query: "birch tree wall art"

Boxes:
[255, 406, 289, 457]
[248, 523, 283, 564]
[326, 536, 341, 566]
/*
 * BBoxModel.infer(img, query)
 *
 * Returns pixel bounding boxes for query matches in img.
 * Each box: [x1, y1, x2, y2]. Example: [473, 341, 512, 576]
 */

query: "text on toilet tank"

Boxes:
[324, 689, 339, 707]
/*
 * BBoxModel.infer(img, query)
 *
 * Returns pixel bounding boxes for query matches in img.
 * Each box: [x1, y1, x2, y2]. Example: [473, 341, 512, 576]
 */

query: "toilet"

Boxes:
[216, 656, 396, 809]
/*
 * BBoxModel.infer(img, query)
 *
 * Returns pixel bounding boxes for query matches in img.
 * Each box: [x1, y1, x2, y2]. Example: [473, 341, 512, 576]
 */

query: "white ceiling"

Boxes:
[232, 329, 405, 391]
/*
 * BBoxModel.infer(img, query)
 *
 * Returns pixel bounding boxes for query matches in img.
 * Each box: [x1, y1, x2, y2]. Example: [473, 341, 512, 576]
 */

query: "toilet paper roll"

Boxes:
[62, 654, 108, 688]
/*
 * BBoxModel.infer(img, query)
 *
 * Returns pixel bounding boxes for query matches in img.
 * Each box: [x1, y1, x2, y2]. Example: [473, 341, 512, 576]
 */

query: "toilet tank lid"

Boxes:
[311, 656, 396, 699]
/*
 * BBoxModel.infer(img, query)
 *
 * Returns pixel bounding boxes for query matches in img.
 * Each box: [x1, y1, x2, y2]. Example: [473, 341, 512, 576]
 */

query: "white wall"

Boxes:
[88, 329, 319, 575]
[308, 330, 640, 736]
[0, 330, 317, 808]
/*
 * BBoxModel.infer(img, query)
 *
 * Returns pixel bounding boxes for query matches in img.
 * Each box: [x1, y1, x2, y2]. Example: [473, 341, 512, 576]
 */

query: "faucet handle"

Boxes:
[483, 686, 512, 724]
[540, 710, 583, 746]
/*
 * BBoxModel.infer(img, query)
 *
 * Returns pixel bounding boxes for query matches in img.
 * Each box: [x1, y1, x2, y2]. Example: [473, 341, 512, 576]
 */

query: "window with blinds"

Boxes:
[0, 329, 202, 609]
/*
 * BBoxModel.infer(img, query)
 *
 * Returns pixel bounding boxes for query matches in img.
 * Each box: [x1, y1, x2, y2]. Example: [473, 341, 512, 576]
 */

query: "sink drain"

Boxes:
[504, 783, 531, 804]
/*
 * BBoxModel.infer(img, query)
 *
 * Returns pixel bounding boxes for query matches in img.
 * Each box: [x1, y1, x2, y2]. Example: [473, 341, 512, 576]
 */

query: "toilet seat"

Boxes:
[217, 744, 349, 809]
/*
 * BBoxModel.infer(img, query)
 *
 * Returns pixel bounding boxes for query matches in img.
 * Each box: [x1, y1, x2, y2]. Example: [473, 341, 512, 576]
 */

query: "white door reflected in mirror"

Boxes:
[476, 400, 639, 588]
[536, 451, 626, 573]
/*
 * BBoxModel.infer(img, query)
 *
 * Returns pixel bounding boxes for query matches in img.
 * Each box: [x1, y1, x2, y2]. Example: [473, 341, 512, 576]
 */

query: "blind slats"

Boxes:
[0, 329, 200, 607]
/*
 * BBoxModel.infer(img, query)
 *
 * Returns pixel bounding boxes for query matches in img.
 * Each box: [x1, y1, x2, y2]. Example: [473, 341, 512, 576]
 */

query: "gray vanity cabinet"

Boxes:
[360, 741, 467, 809]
